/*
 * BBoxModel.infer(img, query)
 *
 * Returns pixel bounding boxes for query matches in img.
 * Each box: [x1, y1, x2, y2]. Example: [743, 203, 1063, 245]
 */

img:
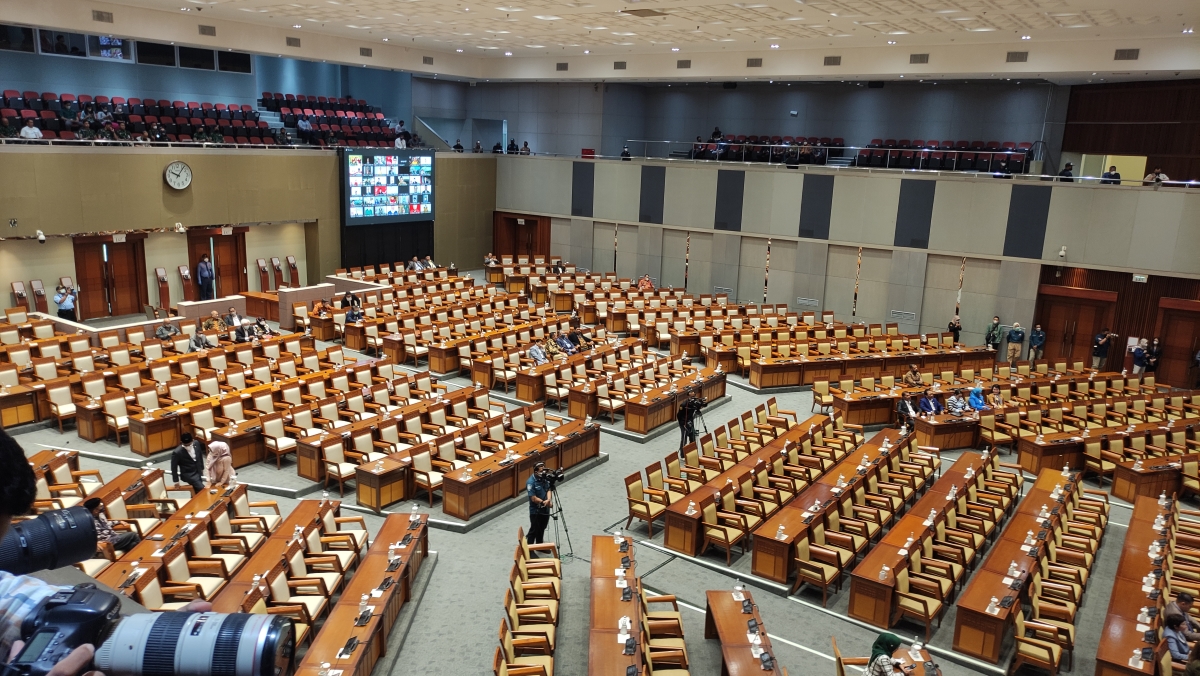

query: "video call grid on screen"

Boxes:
[342, 148, 434, 225]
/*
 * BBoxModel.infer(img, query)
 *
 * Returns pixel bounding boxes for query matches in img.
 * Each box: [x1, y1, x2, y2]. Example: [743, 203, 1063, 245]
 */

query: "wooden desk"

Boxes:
[913, 414, 978, 450]
[210, 419, 266, 469]
[952, 569, 1022, 664]
[343, 321, 369, 353]
[381, 334, 406, 367]
[1112, 456, 1183, 504]
[589, 534, 642, 676]
[669, 330, 701, 360]
[834, 391, 898, 426]
[704, 590, 784, 676]
[623, 369, 725, 435]
[441, 419, 599, 519]
[0, 385, 38, 428]
[893, 645, 942, 676]
[309, 313, 336, 342]
[243, 291, 280, 323]
[273, 499, 341, 542]
[129, 409, 182, 457]
[209, 537, 297, 612]
[356, 458, 411, 512]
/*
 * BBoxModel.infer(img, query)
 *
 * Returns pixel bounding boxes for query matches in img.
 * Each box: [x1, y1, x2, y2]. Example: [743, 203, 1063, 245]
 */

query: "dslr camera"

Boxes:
[0, 508, 295, 676]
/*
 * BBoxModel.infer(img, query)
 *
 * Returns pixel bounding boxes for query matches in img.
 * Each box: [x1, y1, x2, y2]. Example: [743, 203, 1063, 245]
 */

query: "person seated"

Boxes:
[113, 121, 131, 142]
[569, 329, 593, 350]
[968, 386, 988, 410]
[544, 337, 562, 359]
[895, 392, 918, 429]
[902, 364, 923, 388]
[484, 252, 498, 266]
[864, 633, 904, 676]
[234, 318, 256, 342]
[555, 333, 577, 355]
[95, 121, 116, 141]
[945, 389, 968, 416]
[188, 331, 216, 353]
[224, 306, 244, 328]
[192, 128, 210, 144]
[987, 384, 1005, 409]
[918, 389, 944, 415]
[202, 310, 228, 332]
[84, 497, 140, 554]
[312, 299, 330, 316]
[341, 291, 361, 309]
[423, 255, 436, 269]
[528, 340, 549, 366]
[406, 256, 422, 271]
[0, 116, 18, 138]
[254, 317, 274, 336]
[637, 275, 654, 292]
[155, 319, 180, 340]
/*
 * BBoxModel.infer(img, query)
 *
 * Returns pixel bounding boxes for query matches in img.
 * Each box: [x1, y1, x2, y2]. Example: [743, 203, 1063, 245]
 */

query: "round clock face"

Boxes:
[164, 161, 192, 190]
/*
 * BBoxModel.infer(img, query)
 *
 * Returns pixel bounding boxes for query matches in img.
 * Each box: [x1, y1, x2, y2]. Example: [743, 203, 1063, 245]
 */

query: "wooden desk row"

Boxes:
[588, 534, 643, 676]
[1019, 416, 1199, 477]
[382, 314, 573, 375]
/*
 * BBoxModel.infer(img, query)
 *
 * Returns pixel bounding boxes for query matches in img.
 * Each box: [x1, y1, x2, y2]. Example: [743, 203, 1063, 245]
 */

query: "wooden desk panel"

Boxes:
[589, 534, 641, 676]
[913, 415, 978, 450]
[0, 386, 39, 428]
[704, 590, 784, 675]
[1112, 457, 1182, 504]
[356, 458, 411, 512]
[129, 411, 182, 457]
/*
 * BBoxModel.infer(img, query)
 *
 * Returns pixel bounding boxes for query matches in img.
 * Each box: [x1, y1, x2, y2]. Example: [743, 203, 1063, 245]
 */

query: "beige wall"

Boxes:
[245, 222, 309, 291]
[434, 155, 496, 271]
[0, 238, 75, 312]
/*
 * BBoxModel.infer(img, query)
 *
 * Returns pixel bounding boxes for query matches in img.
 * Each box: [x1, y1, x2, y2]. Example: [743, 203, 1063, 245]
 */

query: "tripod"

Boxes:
[548, 485, 576, 560]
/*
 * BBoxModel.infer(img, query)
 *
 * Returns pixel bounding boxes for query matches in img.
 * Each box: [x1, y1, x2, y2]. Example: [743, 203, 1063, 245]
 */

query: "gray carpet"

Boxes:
[8, 301, 1132, 676]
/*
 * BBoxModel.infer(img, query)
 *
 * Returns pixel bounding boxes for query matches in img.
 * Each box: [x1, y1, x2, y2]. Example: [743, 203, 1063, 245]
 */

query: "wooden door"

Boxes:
[106, 242, 144, 316]
[73, 242, 108, 321]
[1036, 286, 1117, 362]
[1156, 305, 1200, 387]
[188, 229, 248, 299]
[492, 212, 550, 259]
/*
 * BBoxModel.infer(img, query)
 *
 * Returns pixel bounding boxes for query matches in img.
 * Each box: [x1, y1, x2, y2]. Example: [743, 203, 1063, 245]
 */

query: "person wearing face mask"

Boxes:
[1006, 322, 1025, 367]
[1146, 337, 1162, 374]
[1029, 324, 1046, 361]
[947, 315, 962, 344]
[985, 316, 1003, 354]
[1133, 338, 1151, 375]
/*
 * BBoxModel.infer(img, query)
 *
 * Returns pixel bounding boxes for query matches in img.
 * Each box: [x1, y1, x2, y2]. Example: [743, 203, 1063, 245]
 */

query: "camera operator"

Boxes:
[525, 463, 553, 546]
[676, 391, 706, 450]
[52, 286, 76, 323]
[0, 430, 208, 676]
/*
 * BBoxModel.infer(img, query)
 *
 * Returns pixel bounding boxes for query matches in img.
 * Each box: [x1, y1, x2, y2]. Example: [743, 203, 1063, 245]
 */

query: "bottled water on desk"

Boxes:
[878, 565, 890, 581]
[613, 529, 623, 544]
[909, 640, 923, 662]
[410, 503, 420, 521]
[986, 597, 999, 613]
[1008, 561, 1019, 578]
[388, 544, 397, 563]
[320, 490, 329, 505]
[359, 593, 369, 617]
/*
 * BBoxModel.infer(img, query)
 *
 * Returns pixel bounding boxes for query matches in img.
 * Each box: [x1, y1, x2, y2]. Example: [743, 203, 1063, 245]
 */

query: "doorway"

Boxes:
[1034, 285, 1117, 363]
[492, 212, 549, 261]
[72, 236, 149, 320]
[1154, 300, 1200, 387]
[187, 228, 248, 299]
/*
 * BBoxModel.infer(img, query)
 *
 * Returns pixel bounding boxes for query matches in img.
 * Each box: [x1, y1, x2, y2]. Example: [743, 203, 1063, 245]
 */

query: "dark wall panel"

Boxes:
[342, 221, 434, 269]
[639, 165, 666, 224]
[893, 179, 936, 248]
[571, 161, 595, 217]
[714, 170, 745, 231]
[1003, 184, 1053, 259]
[798, 174, 834, 240]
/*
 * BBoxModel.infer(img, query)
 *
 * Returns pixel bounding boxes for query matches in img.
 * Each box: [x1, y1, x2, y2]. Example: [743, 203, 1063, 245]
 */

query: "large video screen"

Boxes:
[342, 148, 434, 225]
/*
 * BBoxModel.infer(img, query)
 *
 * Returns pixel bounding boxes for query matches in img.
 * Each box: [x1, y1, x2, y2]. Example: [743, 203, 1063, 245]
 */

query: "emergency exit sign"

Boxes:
[1132, 274, 1148, 283]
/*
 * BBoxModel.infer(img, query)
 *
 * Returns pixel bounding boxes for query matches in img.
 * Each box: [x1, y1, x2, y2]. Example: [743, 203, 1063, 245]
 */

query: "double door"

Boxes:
[187, 229, 248, 299]
[1035, 287, 1117, 363]
[1155, 303, 1200, 387]
[73, 237, 149, 320]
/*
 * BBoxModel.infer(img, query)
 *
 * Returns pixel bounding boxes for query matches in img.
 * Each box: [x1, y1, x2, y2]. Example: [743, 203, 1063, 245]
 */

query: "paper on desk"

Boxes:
[371, 590, 383, 598]
[1002, 577, 1013, 585]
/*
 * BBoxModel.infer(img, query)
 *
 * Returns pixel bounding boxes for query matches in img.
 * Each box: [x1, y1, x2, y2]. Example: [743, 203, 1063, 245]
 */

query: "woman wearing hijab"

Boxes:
[969, 386, 988, 410]
[866, 632, 903, 676]
[205, 440, 235, 486]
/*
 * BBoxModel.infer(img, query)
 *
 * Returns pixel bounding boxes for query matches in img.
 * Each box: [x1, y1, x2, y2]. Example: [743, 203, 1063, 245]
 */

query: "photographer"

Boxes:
[525, 463, 553, 546]
[1092, 328, 1115, 370]
[677, 391, 705, 450]
[52, 286, 77, 323]
[0, 430, 210, 675]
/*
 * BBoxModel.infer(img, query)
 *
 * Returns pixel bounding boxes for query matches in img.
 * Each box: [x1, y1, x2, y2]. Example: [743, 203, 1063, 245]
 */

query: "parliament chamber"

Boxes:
[4, 3, 1200, 674]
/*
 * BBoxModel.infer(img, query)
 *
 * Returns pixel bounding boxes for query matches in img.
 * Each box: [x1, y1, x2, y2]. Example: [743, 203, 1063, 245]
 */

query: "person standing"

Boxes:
[947, 315, 962, 344]
[205, 440, 234, 486]
[1092, 328, 1113, 370]
[196, 253, 215, 301]
[1101, 166, 1121, 185]
[452, 139, 464, 152]
[172, 433, 207, 492]
[1146, 337, 1162, 373]
[1057, 162, 1074, 182]
[53, 285, 77, 322]
[525, 463, 552, 545]
[1029, 324, 1046, 361]
[1132, 338, 1150, 375]
[985, 316, 1004, 354]
[1006, 322, 1026, 366]
[1144, 167, 1170, 185]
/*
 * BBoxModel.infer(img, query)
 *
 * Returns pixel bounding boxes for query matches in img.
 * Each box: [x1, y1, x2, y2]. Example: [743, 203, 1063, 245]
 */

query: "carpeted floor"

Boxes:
[13, 289, 1134, 676]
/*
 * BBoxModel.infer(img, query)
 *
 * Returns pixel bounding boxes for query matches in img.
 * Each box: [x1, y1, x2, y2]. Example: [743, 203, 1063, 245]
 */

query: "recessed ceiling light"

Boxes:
[293, 24, 302, 28]
[456, 48, 464, 52]
[887, 40, 896, 44]
[671, 47, 680, 51]
[1184, 28, 1194, 34]
[382, 38, 388, 41]
[505, 51, 512, 55]
[1021, 35, 1031, 39]
[180, 7, 190, 10]
[525, 44, 544, 48]
[533, 15, 561, 20]
[584, 49, 590, 54]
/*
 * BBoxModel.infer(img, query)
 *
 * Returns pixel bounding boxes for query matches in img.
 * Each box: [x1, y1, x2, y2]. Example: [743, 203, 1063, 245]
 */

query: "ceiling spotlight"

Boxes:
[1021, 35, 1031, 40]
[770, 43, 779, 49]
[382, 38, 389, 41]
[584, 49, 590, 54]
[180, 7, 190, 10]
[456, 48, 464, 52]
[887, 40, 896, 44]
[1184, 28, 1194, 34]
[671, 47, 680, 51]
[504, 51, 512, 56]
[293, 24, 302, 28]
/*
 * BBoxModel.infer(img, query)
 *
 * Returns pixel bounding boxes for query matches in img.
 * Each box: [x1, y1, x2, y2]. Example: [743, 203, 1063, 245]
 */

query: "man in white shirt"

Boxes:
[1144, 167, 1170, 185]
[19, 119, 42, 139]
[394, 135, 407, 148]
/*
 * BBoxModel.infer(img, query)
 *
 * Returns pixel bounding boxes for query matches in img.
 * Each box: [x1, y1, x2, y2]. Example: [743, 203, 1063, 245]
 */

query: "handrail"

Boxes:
[0, 138, 436, 152]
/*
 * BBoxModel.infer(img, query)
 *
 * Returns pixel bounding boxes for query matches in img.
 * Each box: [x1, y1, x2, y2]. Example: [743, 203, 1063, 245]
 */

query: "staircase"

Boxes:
[256, 109, 284, 129]
[826, 156, 853, 168]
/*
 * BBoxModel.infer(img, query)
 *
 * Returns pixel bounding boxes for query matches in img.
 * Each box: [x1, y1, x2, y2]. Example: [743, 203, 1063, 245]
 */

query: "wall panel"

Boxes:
[616, 224, 639, 279]
[660, 229, 688, 289]
[637, 225, 664, 283]
[927, 180, 1010, 256]
[766, 239, 797, 307]
[593, 162, 641, 223]
[740, 171, 805, 237]
[737, 237, 769, 304]
[686, 232, 714, 294]
[829, 175, 901, 246]
[591, 222, 616, 273]
[663, 166, 718, 230]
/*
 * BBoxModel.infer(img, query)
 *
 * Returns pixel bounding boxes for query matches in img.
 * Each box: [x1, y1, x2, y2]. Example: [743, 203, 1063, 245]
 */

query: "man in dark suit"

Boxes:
[224, 305, 244, 329]
[918, 389, 944, 415]
[171, 432, 207, 492]
[896, 392, 918, 430]
[234, 318, 256, 342]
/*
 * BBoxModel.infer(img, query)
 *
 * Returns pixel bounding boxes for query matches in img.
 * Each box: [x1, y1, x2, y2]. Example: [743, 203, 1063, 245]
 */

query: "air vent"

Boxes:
[1114, 48, 1139, 60]
[621, 8, 668, 17]
[1006, 51, 1028, 63]
[556, 62, 568, 71]
[795, 297, 820, 307]
[909, 53, 928, 64]
[889, 310, 917, 323]
[92, 10, 114, 23]
[286, 36, 301, 48]
[746, 58, 762, 67]
[198, 25, 216, 36]
[614, 61, 627, 70]
[823, 55, 841, 66]
[422, 55, 433, 65]
[676, 59, 691, 69]
[360, 47, 373, 57]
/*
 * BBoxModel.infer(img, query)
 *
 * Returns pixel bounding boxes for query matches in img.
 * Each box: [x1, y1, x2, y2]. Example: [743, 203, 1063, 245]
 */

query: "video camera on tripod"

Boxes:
[0, 507, 295, 676]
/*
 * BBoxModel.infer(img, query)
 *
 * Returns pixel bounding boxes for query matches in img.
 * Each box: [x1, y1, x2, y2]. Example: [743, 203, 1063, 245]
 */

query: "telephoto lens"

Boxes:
[94, 612, 296, 676]
[0, 506, 97, 575]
